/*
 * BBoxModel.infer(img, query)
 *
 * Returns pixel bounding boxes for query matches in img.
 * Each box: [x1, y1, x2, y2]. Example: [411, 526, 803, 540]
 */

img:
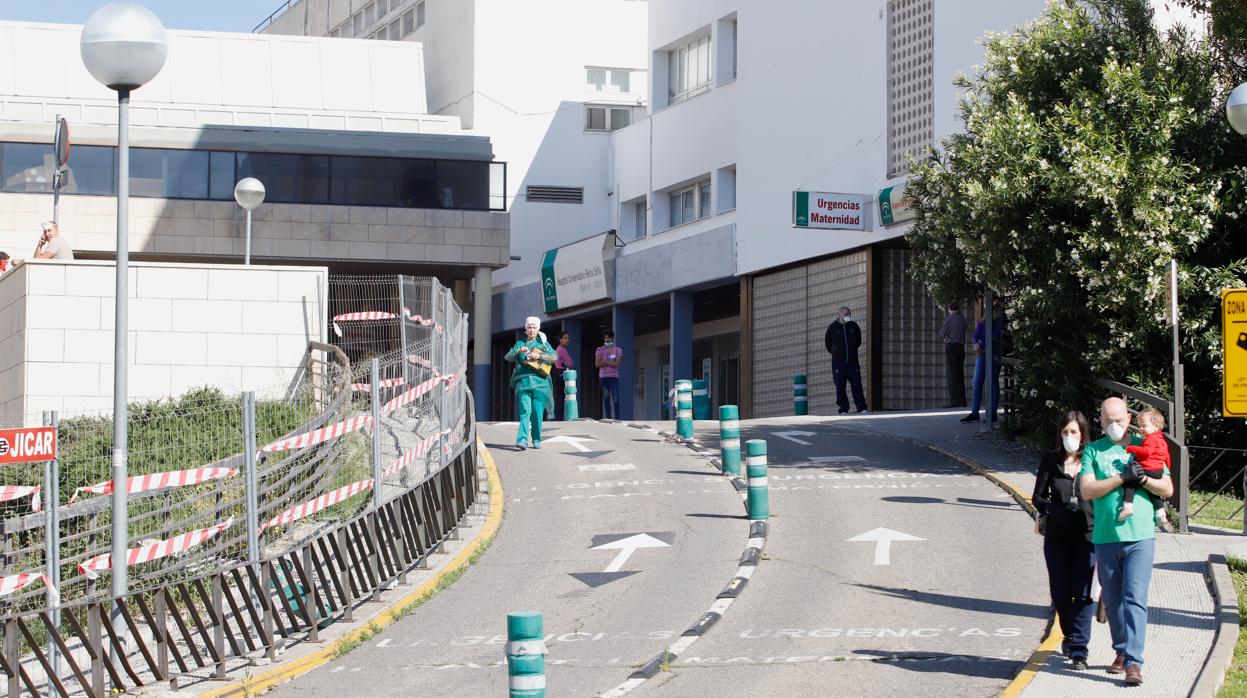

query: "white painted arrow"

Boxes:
[771, 431, 816, 446]
[544, 435, 596, 453]
[592, 533, 670, 572]
[845, 527, 925, 565]
[578, 463, 636, 472]
[808, 456, 867, 463]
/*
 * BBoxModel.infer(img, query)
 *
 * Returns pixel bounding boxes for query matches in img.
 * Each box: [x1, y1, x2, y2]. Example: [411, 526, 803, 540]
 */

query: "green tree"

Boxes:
[907, 0, 1247, 451]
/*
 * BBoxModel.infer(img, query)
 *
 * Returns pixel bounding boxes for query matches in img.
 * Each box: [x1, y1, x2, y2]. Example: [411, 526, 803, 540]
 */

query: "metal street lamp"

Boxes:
[80, 2, 167, 602]
[1227, 82, 1247, 136]
[234, 177, 265, 265]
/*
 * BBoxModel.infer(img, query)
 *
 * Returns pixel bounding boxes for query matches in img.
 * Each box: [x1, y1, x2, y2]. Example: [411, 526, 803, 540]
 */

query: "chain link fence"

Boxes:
[0, 275, 470, 616]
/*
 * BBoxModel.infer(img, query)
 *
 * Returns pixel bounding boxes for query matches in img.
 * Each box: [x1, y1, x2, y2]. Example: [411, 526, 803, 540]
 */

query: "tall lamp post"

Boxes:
[80, 3, 167, 602]
[234, 177, 265, 265]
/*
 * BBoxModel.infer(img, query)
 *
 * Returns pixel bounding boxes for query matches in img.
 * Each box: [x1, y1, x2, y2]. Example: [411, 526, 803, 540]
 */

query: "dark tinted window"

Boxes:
[436, 160, 488, 210]
[236, 152, 330, 204]
[208, 151, 236, 200]
[131, 148, 208, 199]
[2, 142, 114, 195]
[331, 156, 440, 207]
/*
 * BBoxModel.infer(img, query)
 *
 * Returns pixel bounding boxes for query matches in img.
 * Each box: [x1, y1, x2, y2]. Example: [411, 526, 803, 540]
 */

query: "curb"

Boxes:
[1191, 554, 1241, 698]
[600, 424, 768, 697]
[199, 439, 505, 698]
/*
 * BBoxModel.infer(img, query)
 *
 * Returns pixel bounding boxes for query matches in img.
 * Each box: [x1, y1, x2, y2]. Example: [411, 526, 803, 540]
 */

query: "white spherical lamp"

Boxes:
[1227, 82, 1247, 136]
[80, 3, 168, 91]
[233, 178, 266, 210]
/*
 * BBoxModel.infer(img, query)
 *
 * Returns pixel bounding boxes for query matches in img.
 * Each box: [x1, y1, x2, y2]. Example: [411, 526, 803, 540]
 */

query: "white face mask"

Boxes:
[1105, 422, 1128, 442]
[1062, 434, 1080, 454]
[604, 340, 614, 347]
[842, 315, 852, 323]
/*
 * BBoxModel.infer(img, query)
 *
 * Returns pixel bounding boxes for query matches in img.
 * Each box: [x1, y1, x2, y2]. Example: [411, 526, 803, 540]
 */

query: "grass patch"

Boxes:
[1218, 557, 1247, 697]
[1191, 491, 1245, 531]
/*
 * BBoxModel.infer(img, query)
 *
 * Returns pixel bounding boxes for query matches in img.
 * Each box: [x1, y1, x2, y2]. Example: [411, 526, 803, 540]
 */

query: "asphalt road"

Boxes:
[632, 418, 1049, 697]
[267, 419, 746, 697]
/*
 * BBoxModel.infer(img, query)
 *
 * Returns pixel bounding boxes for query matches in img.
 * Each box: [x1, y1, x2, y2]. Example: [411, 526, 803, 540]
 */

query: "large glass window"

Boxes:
[2, 142, 115, 195]
[435, 160, 488, 211]
[668, 34, 711, 104]
[208, 151, 235, 200]
[130, 148, 209, 199]
[416, 1, 425, 27]
[668, 179, 710, 228]
[236, 152, 330, 204]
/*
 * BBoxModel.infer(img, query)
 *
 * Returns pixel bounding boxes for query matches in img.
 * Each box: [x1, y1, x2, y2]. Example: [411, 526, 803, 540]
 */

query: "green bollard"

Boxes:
[675, 379, 694, 439]
[719, 404, 741, 476]
[794, 374, 808, 416]
[563, 370, 579, 421]
[746, 439, 769, 520]
[692, 379, 711, 420]
[507, 611, 546, 697]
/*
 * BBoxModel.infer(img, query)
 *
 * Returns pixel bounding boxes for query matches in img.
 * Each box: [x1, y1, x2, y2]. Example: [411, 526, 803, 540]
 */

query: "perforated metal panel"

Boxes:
[879, 247, 956, 409]
[888, 0, 934, 176]
[751, 251, 869, 417]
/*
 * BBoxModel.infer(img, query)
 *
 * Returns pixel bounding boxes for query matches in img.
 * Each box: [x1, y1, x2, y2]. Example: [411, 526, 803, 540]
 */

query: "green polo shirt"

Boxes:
[1080, 435, 1165, 544]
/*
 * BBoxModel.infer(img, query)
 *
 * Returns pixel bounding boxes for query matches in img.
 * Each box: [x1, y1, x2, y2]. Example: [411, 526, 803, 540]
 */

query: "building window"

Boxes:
[403, 9, 415, 35]
[1, 142, 113, 195]
[585, 105, 632, 132]
[635, 200, 647, 239]
[364, 2, 376, 27]
[388, 19, 401, 40]
[353, 13, 364, 37]
[377, 0, 389, 17]
[416, 1, 425, 28]
[669, 179, 710, 227]
[130, 148, 209, 199]
[587, 67, 631, 93]
[731, 20, 738, 79]
[526, 185, 583, 204]
[887, 0, 934, 176]
[668, 34, 711, 104]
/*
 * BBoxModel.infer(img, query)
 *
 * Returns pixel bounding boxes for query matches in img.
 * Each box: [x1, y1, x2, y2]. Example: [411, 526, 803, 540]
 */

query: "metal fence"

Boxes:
[0, 275, 477, 697]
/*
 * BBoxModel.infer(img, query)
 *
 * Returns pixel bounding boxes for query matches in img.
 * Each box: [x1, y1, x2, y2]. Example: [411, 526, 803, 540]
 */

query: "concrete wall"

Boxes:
[0, 20, 450, 133]
[614, 222, 735, 304]
[0, 193, 509, 269]
[0, 259, 328, 422]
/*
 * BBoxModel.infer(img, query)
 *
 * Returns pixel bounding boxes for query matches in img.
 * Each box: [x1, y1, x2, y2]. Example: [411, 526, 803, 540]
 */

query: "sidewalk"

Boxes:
[710, 409, 1233, 697]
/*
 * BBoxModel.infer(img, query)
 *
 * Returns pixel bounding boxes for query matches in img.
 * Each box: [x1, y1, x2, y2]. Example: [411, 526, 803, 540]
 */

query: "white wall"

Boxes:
[0, 20, 449, 133]
[0, 259, 327, 423]
[469, 0, 648, 287]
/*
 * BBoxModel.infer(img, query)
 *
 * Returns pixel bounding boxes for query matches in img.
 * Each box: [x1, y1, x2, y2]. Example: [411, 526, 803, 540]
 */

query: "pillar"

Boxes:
[473, 265, 493, 423]
[670, 291, 694, 382]
[612, 305, 635, 420]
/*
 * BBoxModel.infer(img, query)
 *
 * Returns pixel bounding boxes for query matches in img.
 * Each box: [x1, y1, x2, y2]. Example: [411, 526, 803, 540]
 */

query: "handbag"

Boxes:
[525, 359, 552, 378]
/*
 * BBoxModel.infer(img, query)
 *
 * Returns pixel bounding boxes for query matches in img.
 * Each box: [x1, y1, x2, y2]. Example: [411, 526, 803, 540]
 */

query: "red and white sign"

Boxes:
[0, 427, 57, 464]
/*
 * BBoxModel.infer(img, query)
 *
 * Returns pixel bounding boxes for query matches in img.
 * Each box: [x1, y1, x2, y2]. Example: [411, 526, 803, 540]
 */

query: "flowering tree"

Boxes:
[907, 0, 1247, 448]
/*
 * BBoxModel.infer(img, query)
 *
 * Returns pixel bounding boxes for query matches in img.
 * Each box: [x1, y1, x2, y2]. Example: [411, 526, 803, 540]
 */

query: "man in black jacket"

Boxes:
[825, 306, 868, 414]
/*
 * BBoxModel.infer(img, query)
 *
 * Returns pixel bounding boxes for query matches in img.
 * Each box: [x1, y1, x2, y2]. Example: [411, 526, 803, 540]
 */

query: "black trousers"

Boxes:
[1043, 533, 1096, 659]
[945, 343, 966, 406]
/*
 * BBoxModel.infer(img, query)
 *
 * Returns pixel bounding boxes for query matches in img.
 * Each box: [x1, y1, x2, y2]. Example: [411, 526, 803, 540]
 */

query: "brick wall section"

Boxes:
[0, 259, 328, 424]
[0, 193, 509, 267]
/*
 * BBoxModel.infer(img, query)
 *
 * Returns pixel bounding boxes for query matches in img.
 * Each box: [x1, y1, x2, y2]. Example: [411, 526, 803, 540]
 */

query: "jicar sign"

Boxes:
[0, 427, 57, 464]
[793, 191, 866, 230]
[878, 181, 917, 227]
[541, 232, 616, 313]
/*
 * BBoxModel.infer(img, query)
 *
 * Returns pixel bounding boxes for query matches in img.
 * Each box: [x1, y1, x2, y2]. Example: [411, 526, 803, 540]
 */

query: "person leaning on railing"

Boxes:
[504, 316, 557, 450]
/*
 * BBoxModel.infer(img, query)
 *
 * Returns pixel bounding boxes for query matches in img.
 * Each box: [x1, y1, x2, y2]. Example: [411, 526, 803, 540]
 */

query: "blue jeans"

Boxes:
[969, 354, 1001, 416]
[600, 376, 620, 420]
[1044, 535, 1096, 660]
[1096, 538, 1156, 668]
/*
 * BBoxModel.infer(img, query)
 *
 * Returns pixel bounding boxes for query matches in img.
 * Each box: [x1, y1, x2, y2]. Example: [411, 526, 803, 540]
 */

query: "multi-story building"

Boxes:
[0, 20, 510, 419]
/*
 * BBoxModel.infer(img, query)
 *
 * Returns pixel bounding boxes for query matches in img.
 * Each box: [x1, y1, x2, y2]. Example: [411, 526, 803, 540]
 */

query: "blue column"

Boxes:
[473, 265, 493, 423]
[670, 291, 694, 382]
[612, 305, 635, 420]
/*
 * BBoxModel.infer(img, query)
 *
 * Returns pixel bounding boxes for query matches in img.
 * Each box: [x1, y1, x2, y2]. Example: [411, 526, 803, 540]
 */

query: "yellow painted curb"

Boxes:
[999, 622, 1063, 698]
[199, 439, 504, 698]
[926, 445, 1037, 516]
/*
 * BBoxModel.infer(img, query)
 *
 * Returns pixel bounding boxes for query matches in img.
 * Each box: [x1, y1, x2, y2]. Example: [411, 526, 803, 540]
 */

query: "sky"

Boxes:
[0, 0, 280, 33]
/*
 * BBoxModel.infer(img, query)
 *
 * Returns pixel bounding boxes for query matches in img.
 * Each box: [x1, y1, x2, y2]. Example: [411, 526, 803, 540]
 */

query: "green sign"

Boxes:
[540, 233, 613, 313]
[792, 191, 866, 230]
[879, 182, 916, 227]
[541, 249, 559, 313]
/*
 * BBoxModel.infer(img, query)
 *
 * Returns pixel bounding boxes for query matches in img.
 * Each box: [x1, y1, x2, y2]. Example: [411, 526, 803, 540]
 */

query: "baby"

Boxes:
[1118, 407, 1171, 527]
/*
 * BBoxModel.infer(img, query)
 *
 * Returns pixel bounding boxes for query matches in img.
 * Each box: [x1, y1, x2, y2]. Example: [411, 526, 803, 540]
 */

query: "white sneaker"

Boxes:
[1117, 501, 1134, 522]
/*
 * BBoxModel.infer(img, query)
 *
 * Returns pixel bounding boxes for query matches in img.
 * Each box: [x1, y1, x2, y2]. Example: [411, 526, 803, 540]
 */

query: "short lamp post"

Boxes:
[1227, 83, 1247, 136]
[234, 178, 265, 265]
[80, 2, 167, 601]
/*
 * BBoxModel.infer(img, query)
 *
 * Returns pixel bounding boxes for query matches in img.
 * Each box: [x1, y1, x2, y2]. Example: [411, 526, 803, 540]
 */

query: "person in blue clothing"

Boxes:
[962, 296, 1005, 423]
[824, 305, 867, 414]
[504, 316, 557, 450]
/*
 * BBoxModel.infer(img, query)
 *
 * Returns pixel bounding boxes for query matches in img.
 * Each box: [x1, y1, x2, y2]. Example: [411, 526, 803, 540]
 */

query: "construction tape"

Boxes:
[79, 517, 234, 578]
[260, 480, 373, 532]
[0, 485, 41, 512]
[69, 466, 238, 504]
[258, 415, 373, 455]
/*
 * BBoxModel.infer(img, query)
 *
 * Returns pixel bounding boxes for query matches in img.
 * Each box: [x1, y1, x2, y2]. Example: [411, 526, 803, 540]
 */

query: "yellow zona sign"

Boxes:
[1224, 289, 1247, 417]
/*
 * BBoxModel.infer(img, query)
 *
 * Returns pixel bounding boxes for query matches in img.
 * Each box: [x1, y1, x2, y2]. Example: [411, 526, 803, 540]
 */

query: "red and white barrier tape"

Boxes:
[258, 415, 373, 455]
[68, 466, 238, 504]
[443, 415, 467, 453]
[380, 434, 442, 479]
[407, 354, 433, 369]
[79, 518, 234, 578]
[0, 485, 40, 512]
[381, 375, 446, 415]
[402, 308, 434, 327]
[350, 377, 407, 392]
[260, 479, 373, 532]
[332, 311, 398, 337]
[0, 573, 58, 603]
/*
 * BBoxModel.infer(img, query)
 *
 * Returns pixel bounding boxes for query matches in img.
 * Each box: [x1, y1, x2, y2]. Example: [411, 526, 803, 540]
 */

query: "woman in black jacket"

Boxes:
[1031, 410, 1096, 670]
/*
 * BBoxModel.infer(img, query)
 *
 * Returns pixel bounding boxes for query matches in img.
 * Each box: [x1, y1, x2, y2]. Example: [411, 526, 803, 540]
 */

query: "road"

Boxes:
[270, 416, 1047, 697]
[268, 419, 746, 697]
[632, 418, 1048, 697]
